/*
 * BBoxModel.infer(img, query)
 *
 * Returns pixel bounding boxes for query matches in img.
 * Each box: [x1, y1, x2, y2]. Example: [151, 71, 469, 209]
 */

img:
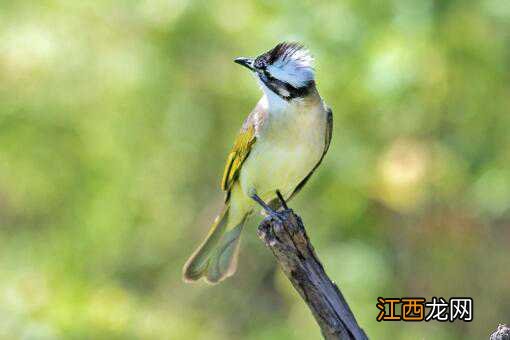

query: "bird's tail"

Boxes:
[183, 204, 249, 284]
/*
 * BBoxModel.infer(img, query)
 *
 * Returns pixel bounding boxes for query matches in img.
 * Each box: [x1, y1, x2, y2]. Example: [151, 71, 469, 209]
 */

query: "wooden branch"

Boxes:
[257, 208, 368, 340]
[490, 324, 510, 340]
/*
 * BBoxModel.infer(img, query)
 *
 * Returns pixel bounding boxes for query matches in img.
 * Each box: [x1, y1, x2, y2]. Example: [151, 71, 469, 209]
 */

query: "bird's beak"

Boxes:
[234, 57, 255, 71]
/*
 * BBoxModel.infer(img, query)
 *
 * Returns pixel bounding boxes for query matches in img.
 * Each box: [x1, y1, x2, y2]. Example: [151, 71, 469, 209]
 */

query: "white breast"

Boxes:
[239, 99, 327, 202]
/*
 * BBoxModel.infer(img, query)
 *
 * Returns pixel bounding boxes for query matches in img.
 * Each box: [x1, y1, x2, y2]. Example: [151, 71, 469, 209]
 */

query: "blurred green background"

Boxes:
[0, 0, 509, 339]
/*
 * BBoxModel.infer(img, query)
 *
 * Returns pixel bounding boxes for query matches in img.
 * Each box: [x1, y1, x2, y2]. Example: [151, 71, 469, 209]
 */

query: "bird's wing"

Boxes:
[287, 106, 333, 202]
[220, 101, 266, 200]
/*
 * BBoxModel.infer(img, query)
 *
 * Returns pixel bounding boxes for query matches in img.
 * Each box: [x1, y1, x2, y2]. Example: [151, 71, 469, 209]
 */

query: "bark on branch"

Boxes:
[257, 208, 368, 340]
[490, 324, 510, 340]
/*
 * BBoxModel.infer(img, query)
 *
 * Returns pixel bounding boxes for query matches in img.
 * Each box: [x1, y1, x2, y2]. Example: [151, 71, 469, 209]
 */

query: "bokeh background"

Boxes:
[1, 0, 509, 339]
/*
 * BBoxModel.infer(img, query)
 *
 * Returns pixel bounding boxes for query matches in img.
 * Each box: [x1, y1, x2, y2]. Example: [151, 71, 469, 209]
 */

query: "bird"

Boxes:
[183, 42, 332, 284]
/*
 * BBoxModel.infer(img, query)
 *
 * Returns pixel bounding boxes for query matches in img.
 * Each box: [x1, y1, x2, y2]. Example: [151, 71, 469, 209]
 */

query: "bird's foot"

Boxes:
[251, 194, 286, 222]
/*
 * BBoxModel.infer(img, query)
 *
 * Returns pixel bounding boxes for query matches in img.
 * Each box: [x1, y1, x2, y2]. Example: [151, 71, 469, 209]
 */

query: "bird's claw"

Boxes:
[267, 209, 286, 224]
[252, 191, 289, 224]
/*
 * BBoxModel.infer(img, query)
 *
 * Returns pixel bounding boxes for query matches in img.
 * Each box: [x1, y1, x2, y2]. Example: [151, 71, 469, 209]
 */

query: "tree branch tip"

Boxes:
[257, 208, 368, 340]
[257, 211, 290, 237]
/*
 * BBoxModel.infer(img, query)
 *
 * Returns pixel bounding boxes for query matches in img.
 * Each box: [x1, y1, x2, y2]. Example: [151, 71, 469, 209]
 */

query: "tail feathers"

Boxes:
[183, 205, 230, 282]
[183, 206, 249, 284]
[206, 223, 244, 283]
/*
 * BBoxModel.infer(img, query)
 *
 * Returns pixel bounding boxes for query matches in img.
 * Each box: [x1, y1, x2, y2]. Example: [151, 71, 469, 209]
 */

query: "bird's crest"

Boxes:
[261, 42, 315, 88]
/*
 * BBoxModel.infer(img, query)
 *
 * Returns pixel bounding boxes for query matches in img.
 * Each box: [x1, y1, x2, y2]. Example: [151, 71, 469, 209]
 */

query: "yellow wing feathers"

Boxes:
[220, 124, 256, 194]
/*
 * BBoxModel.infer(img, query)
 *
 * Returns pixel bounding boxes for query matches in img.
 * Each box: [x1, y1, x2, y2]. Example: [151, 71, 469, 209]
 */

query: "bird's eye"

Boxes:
[254, 57, 267, 70]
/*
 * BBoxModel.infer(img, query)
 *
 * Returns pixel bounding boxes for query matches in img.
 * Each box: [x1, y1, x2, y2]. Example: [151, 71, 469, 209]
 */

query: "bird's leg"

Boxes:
[275, 190, 289, 210]
[251, 194, 283, 221]
[251, 194, 274, 215]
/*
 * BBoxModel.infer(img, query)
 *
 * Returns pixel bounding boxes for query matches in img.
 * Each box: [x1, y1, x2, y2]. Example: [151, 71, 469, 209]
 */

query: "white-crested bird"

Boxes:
[183, 42, 332, 283]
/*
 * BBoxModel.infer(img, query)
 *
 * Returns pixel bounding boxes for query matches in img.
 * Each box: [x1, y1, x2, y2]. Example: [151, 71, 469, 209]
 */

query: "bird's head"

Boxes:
[234, 42, 315, 101]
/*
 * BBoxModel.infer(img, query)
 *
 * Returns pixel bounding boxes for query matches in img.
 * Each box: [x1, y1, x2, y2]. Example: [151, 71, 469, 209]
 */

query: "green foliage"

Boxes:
[0, 0, 509, 338]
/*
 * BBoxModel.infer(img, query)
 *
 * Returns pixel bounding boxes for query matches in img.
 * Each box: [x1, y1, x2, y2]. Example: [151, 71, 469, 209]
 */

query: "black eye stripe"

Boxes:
[258, 69, 312, 100]
[263, 70, 295, 91]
